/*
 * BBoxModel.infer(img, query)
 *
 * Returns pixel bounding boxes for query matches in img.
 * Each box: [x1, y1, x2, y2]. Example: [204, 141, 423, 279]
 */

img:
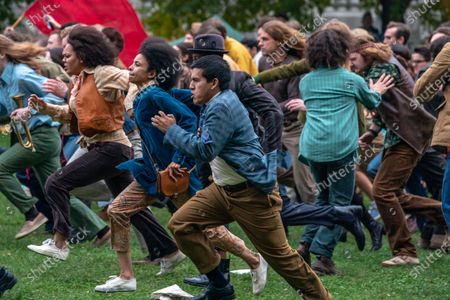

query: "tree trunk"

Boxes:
[379, 0, 412, 31]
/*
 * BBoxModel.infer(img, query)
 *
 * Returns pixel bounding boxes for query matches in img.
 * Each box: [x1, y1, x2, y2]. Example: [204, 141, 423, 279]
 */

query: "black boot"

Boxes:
[191, 283, 235, 300]
[183, 274, 209, 287]
[192, 265, 234, 300]
[297, 242, 311, 266]
[360, 205, 384, 251]
[184, 259, 230, 287]
[351, 192, 384, 251]
[0, 267, 17, 297]
[334, 205, 365, 251]
[220, 258, 230, 282]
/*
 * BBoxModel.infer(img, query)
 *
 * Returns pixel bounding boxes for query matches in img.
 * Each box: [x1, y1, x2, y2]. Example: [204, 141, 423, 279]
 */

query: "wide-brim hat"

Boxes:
[188, 34, 229, 54]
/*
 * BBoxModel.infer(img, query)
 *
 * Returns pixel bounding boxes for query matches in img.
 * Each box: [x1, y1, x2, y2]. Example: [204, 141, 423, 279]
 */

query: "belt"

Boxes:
[222, 181, 252, 193]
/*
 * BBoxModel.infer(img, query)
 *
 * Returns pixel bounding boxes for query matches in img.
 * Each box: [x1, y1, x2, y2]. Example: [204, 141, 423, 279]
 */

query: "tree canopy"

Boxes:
[1, 0, 449, 39]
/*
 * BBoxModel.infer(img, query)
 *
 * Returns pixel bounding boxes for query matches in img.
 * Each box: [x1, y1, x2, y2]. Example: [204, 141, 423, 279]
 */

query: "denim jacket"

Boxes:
[117, 85, 201, 195]
[0, 63, 64, 133]
[164, 89, 277, 194]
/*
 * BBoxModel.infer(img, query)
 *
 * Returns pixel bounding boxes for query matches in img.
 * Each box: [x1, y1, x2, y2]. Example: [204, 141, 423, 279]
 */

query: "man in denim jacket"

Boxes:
[152, 55, 330, 300]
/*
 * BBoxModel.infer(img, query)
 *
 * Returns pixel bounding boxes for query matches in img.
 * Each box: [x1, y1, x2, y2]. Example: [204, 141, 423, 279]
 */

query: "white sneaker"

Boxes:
[251, 253, 268, 295]
[27, 239, 69, 261]
[95, 276, 136, 293]
[157, 251, 186, 276]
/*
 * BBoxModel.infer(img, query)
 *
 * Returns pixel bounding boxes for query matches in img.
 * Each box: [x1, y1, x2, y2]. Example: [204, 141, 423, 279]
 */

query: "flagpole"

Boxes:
[11, 14, 25, 29]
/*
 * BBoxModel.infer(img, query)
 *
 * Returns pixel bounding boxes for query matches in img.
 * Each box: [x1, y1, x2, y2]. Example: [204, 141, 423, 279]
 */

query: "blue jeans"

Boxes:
[442, 156, 450, 227]
[301, 151, 356, 258]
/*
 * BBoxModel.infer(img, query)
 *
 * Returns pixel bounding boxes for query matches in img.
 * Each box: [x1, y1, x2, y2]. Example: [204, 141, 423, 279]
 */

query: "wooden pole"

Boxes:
[11, 15, 25, 29]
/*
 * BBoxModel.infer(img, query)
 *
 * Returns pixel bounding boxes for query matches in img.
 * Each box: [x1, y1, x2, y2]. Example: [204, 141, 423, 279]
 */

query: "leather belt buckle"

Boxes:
[223, 181, 250, 193]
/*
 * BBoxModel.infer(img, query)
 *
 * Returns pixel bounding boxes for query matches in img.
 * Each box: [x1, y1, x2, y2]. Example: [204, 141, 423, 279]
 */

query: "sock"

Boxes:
[205, 266, 228, 288]
[96, 226, 110, 239]
[24, 206, 38, 221]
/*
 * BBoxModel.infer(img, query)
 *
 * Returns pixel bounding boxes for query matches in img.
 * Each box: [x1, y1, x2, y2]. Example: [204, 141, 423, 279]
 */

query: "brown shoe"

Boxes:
[418, 238, 430, 249]
[429, 234, 450, 251]
[312, 256, 341, 275]
[92, 229, 111, 247]
[297, 242, 311, 266]
[381, 255, 420, 267]
[15, 213, 48, 240]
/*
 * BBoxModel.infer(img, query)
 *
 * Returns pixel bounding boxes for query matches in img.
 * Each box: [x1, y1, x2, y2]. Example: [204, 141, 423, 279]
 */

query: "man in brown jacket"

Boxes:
[414, 41, 450, 229]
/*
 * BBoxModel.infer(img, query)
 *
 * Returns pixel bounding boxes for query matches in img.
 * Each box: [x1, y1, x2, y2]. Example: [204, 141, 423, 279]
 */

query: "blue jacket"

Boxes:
[0, 63, 64, 133]
[117, 85, 201, 195]
[164, 89, 277, 194]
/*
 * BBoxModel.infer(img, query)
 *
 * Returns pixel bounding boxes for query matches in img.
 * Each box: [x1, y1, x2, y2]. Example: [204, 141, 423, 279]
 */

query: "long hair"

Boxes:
[351, 35, 392, 63]
[0, 34, 45, 70]
[260, 20, 306, 58]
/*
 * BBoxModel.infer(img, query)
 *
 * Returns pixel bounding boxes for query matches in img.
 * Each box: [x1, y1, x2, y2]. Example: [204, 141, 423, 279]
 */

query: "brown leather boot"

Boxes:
[296, 242, 311, 266]
[312, 256, 341, 275]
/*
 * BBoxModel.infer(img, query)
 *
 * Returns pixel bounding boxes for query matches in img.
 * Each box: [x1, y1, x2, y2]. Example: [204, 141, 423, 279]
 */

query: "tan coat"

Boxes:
[414, 42, 450, 148]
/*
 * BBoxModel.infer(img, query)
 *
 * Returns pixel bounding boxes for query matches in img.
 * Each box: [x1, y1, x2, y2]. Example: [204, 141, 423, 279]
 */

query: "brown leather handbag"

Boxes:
[142, 139, 194, 196]
[157, 169, 191, 196]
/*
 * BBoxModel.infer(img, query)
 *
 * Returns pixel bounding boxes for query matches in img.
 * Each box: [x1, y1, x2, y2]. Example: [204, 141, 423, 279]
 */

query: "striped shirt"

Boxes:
[299, 67, 381, 162]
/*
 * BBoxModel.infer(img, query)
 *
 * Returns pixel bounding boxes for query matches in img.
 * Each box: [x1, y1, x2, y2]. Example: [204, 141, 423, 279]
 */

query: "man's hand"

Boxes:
[10, 107, 31, 122]
[166, 162, 188, 181]
[359, 131, 376, 150]
[28, 94, 47, 112]
[42, 78, 68, 99]
[285, 98, 306, 112]
[151, 111, 176, 133]
[369, 74, 395, 95]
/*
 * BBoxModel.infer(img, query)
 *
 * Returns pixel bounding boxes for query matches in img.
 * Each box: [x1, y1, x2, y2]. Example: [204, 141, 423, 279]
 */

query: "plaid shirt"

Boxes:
[164, 89, 277, 194]
[364, 63, 402, 150]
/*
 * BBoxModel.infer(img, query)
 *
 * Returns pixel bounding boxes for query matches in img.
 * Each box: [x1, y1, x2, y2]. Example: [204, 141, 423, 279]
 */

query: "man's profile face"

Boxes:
[383, 27, 398, 45]
[190, 68, 215, 105]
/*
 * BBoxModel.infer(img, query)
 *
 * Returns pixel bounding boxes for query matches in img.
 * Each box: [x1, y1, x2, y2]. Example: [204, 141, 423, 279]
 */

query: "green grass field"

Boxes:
[1, 199, 449, 300]
[0, 133, 448, 299]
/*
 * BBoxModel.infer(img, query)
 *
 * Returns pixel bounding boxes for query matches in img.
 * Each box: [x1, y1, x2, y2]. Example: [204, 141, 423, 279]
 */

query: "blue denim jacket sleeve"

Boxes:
[19, 69, 65, 106]
[0, 63, 64, 132]
[164, 101, 233, 162]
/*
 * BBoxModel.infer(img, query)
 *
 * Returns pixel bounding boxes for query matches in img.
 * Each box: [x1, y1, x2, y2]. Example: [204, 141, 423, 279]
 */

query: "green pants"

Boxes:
[0, 125, 105, 239]
[70, 197, 107, 240]
[0, 125, 60, 213]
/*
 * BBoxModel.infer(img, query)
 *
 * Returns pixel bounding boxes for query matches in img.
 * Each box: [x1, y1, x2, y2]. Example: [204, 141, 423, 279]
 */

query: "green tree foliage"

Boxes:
[139, 0, 450, 39]
[0, 0, 33, 27]
[138, 0, 332, 39]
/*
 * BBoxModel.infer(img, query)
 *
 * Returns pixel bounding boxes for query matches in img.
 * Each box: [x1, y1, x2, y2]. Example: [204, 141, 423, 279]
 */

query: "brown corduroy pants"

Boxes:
[168, 183, 331, 300]
[373, 141, 446, 257]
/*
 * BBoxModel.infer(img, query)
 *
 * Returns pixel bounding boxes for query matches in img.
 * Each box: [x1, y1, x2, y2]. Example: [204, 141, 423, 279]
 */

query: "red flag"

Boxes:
[24, 0, 147, 66]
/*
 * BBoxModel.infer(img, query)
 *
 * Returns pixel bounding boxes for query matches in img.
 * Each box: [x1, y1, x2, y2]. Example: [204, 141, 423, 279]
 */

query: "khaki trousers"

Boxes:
[168, 183, 331, 300]
[282, 124, 317, 203]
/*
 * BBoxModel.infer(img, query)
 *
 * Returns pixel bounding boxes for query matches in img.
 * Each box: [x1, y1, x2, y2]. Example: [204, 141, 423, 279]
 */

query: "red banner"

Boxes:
[24, 0, 147, 66]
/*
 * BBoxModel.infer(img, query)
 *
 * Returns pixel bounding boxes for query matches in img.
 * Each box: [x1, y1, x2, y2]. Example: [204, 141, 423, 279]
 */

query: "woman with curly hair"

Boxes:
[26, 26, 134, 261]
[298, 29, 394, 275]
[95, 38, 200, 293]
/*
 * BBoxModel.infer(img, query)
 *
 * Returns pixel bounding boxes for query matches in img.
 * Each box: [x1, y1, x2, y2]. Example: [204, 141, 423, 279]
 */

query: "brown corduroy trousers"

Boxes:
[168, 183, 331, 300]
[373, 141, 446, 257]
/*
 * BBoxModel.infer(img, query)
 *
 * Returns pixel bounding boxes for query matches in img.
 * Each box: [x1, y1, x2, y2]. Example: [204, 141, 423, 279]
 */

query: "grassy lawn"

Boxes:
[0, 135, 448, 299]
